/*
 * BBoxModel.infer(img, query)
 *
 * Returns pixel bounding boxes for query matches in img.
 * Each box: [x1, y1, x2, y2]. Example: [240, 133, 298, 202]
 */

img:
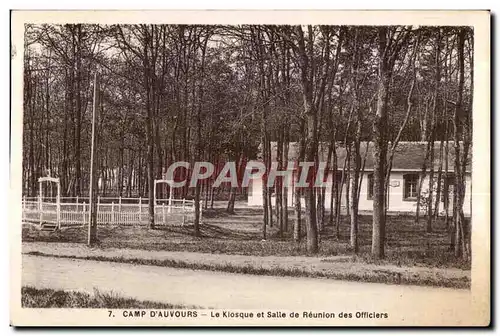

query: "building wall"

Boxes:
[248, 171, 472, 216]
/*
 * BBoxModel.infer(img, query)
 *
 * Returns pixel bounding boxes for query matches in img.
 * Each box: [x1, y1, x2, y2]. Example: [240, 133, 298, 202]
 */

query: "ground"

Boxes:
[23, 201, 470, 270]
[22, 254, 472, 323]
[21, 201, 470, 290]
[23, 241, 470, 288]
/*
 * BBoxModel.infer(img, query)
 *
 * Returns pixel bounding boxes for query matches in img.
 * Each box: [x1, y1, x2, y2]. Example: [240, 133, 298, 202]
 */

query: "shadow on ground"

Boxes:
[22, 205, 470, 270]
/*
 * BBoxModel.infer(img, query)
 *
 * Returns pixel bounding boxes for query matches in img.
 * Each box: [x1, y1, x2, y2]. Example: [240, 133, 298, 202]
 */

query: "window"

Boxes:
[367, 173, 374, 200]
[403, 174, 419, 201]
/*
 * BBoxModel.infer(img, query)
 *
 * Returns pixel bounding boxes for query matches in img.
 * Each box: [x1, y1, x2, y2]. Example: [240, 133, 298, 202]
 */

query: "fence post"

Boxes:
[56, 203, 60, 229]
[138, 196, 142, 225]
[162, 202, 166, 225]
[56, 188, 61, 229]
[76, 195, 79, 211]
[39, 200, 42, 227]
[83, 202, 86, 226]
[182, 199, 186, 226]
[111, 202, 115, 225]
[119, 196, 122, 212]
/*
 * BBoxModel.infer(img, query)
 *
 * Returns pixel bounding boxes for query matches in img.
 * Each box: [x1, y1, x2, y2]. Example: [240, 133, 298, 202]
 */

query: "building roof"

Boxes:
[260, 141, 472, 173]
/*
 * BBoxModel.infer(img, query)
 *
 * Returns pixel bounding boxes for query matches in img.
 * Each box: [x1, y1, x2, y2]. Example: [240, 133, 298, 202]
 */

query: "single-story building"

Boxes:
[248, 141, 472, 216]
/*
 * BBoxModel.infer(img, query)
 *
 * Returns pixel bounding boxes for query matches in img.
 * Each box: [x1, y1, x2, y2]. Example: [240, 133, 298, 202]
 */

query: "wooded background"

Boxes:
[22, 25, 473, 259]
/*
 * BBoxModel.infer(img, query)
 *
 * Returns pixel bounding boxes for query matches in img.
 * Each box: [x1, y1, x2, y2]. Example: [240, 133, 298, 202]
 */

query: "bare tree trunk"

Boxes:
[372, 28, 390, 259]
[335, 144, 350, 237]
[320, 188, 326, 230]
[126, 151, 134, 197]
[293, 186, 302, 242]
[226, 155, 238, 213]
[276, 131, 284, 236]
[193, 30, 210, 237]
[204, 175, 210, 210]
[295, 25, 325, 253]
[227, 187, 237, 213]
[347, 27, 364, 252]
[315, 188, 323, 232]
[316, 143, 326, 233]
[261, 139, 269, 240]
[443, 36, 452, 236]
[433, 139, 444, 218]
[344, 151, 351, 217]
[143, 36, 155, 230]
[75, 25, 83, 197]
[350, 121, 361, 253]
[210, 185, 215, 209]
[415, 101, 432, 225]
[293, 119, 306, 242]
[267, 149, 274, 228]
[453, 28, 470, 261]
[283, 131, 290, 232]
[426, 30, 440, 233]
[426, 138, 436, 233]
[329, 138, 338, 228]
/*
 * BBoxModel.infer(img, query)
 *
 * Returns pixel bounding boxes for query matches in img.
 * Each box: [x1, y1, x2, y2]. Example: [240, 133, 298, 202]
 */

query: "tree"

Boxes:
[372, 26, 411, 259]
[22, 24, 473, 263]
[452, 27, 472, 261]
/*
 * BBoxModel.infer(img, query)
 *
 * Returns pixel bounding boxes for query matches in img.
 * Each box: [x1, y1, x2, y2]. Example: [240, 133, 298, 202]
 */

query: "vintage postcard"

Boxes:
[10, 10, 490, 326]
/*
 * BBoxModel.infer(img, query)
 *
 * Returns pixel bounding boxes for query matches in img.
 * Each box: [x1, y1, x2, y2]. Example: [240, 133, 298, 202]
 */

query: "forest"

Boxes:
[22, 24, 473, 260]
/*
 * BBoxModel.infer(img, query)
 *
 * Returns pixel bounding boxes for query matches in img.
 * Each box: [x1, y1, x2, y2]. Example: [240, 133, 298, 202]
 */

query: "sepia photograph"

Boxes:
[9, 10, 490, 327]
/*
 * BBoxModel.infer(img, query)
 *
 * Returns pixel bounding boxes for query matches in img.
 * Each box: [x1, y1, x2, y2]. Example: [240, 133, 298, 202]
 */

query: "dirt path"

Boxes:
[22, 254, 474, 325]
[23, 242, 470, 287]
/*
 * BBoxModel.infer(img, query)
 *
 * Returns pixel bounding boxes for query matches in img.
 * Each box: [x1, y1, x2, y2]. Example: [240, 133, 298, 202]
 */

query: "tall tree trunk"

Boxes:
[335, 144, 350, 237]
[44, 50, 51, 180]
[426, 30, 440, 233]
[143, 32, 155, 230]
[75, 25, 83, 197]
[426, 138, 436, 232]
[344, 151, 351, 218]
[443, 38, 452, 235]
[261, 139, 269, 240]
[371, 28, 391, 259]
[193, 31, 210, 237]
[155, 122, 163, 182]
[227, 187, 236, 213]
[283, 130, 290, 232]
[293, 119, 306, 242]
[453, 28, 468, 260]
[329, 137, 338, 228]
[126, 151, 135, 197]
[119, 134, 125, 197]
[415, 102, 432, 225]
[276, 130, 284, 236]
[226, 155, 238, 214]
[350, 121, 361, 253]
[433, 139, 444, 218]
[295, 25, 323, 253]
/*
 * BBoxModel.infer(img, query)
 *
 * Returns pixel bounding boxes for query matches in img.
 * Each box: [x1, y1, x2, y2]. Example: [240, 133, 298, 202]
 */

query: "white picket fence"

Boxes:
[21, 196, 200, 229]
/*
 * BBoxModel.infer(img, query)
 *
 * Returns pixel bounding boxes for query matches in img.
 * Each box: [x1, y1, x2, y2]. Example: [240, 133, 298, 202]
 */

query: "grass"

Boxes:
[21, 286, 194, 309]
[23, 207, 470, 270]
[25, 250, 470, 289]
